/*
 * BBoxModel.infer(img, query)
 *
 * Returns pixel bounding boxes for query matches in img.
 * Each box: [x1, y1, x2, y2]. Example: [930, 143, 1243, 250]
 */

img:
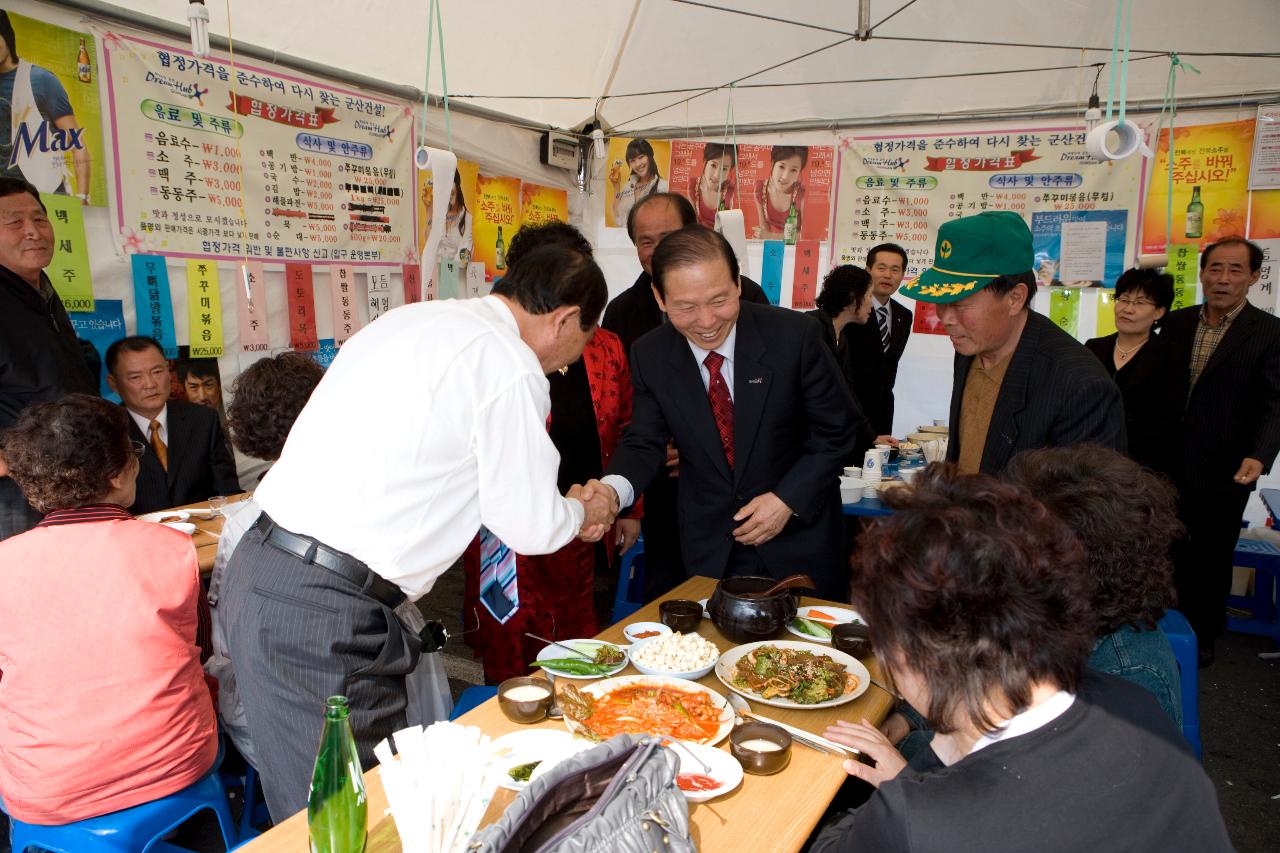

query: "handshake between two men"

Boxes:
[567, 479, 620, 543]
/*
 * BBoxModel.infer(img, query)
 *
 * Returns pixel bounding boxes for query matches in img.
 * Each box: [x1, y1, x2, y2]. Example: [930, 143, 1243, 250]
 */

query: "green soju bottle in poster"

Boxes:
[307, 696, 367, 853]
[1185, 186, 1204, 239]
[495, 226, 507, 271]
[783, 202, 799, 245]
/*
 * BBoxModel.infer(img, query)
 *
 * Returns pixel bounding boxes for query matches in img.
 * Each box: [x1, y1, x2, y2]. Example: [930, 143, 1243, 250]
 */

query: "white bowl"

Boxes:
[627, 635, 718, 681]
[842, 466, 862, 478]
[622, 621, 672, 643]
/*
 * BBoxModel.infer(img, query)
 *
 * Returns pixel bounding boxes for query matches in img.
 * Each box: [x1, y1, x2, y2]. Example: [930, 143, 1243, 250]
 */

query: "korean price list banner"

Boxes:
[102, 33, 416, 265]
[832, 126, 1145, 284]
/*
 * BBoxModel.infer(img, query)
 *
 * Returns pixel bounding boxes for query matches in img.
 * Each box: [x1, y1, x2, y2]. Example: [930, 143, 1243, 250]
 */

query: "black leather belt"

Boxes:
[253, 512, 406, 611]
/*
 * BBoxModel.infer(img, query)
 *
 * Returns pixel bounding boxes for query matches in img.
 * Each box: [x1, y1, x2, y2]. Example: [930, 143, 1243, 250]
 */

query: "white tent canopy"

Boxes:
[86, 0, 1280, 135]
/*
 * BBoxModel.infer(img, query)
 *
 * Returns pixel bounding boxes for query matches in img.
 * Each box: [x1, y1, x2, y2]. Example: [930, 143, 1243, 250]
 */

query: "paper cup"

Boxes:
[862, 449, 882, 481]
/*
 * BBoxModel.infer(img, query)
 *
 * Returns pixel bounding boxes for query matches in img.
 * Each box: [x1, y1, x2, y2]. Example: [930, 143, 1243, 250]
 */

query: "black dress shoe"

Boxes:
[1198, 646, 1215, 668]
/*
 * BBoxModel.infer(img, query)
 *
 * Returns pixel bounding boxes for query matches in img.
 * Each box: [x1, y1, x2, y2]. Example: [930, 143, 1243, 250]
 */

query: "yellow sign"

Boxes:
[185, 259, 224, 357]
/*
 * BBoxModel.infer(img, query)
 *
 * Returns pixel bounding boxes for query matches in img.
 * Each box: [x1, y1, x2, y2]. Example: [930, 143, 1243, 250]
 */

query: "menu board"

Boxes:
[102, 33, 415, 265]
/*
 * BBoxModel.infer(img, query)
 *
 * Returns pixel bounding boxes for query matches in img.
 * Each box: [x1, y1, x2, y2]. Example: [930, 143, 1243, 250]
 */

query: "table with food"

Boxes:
[238, 574, 896, 853]
[134, 494, 252, 575]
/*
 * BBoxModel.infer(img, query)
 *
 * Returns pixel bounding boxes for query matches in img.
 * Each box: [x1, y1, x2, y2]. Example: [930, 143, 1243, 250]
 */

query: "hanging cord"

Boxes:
[434, 0, 453, 151]
[223, 0, 252, 299]
[1151, 53, 1200, 251]
[1104, 0, 1133, 125]
[419, 0, 453, 151]
[715, 83, 737, 207]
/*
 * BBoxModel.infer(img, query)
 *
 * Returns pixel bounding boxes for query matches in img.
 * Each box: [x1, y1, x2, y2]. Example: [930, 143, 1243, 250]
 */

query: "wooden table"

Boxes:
[239, 576, 895, 852]
[143, 494, 250, 576]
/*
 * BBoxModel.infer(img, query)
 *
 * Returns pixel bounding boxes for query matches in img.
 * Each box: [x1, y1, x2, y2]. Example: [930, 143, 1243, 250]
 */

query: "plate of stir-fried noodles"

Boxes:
[715, 641, 870, 710]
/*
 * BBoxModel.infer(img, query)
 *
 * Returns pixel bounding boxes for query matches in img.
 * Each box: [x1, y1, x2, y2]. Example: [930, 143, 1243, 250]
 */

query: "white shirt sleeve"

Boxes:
[600, 474, 635, 511]
[474, 372, 584, 554]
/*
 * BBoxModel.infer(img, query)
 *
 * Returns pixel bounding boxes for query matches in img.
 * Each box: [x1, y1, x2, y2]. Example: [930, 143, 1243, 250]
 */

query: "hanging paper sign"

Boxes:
[41, 192, 94, 312]
[284, 262, 318, 351]
[1048, 287, 1080, 338]
[328, 264, 359, 344]
[367, 266, 393, 321]
[69, 299, 126, 401]
[235, 260, 269, 353]
[130, 254, 178, 357]
[1142, 119, 1254, 253]
[402, 262, 422, 303]
[759, 240, 784, 305]
[791, 240, 820, 309]
[437, 259, 460, 300]
[1167, 243, 1199, 311]
[912, 302, 946, 335]
[466, 261, 486, 298]
[185, 259, 224, 357]
[311, 338, 339, 369]
[1096, 290, 1118, 338]
[1249, 239, 1280, 318]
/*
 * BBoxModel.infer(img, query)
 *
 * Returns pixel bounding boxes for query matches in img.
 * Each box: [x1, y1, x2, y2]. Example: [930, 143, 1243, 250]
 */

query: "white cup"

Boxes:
[862, 449, 882, 481]
[875, 444, 891, 465]
[843, 466, 862, 478]
[839, 476, 865, 504]
[899, 467, 920, 484]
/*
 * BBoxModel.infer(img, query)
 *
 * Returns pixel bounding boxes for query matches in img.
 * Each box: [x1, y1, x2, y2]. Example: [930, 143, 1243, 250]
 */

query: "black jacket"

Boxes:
[1084, 332, 1180, 478]
[947, 310, 1127, 475]
[128, 400, 241, 515]
[805, 310, 878, 455]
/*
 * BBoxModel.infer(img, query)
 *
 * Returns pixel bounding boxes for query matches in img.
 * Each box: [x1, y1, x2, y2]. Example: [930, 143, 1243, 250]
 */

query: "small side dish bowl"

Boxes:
[497, 676, 555, 723]
[659, 599, 703, 632]
[730, 721, 792, 775]
[622, 621, 673, 643]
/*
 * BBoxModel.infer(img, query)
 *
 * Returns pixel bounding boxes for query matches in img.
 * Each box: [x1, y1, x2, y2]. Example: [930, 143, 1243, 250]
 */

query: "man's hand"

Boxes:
[873, 435, 900, 447]
[732, 491, 792, 546]
[1234, 457, 1264, 486]
[569, 480, 619, 542]
[823, 718, 907, 788]
[664, 440, 680, 478]
[615, 518, 641, 554]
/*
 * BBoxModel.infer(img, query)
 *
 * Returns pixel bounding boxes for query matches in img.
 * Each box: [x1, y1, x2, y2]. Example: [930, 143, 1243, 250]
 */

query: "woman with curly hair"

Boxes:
[0, 394, 217, 824]
[811, 464, 1229, 853]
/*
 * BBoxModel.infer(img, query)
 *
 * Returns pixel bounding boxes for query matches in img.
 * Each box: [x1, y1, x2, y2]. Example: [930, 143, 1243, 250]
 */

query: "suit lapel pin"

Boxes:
[748, 377, 764, 384]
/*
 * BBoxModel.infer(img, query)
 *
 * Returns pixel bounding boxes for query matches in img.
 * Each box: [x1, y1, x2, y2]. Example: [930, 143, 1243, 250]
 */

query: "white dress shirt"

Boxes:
[603, 325, 738, 511]
[256, 296, 585, 600]
[128, 404, 168, 445]
[963, 690, 1075, 761]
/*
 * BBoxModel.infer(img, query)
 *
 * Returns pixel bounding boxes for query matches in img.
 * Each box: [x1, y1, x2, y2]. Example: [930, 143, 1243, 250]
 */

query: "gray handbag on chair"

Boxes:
[468, 735, 696, 853]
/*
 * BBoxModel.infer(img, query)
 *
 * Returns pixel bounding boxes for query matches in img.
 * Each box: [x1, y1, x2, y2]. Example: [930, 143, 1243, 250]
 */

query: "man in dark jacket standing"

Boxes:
[0, 178, 96, 539]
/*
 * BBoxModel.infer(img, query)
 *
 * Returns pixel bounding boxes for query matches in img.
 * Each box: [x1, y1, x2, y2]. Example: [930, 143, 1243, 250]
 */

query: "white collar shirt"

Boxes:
[128, 403, 169, 446]
[686, 324, 738, 401]
[966, 690, 1076, 759]
[255, 296, 584, 600]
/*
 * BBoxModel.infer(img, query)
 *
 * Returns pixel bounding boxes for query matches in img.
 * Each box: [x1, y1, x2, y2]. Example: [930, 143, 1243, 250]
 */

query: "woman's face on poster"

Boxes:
[771, 155, 804, 191]
[702, 155, 733, 187]
[628, 153, 653, 181]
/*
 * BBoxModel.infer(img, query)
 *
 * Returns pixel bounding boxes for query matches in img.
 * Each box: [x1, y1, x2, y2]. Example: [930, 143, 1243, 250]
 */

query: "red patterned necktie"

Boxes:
[703, 350, 734, 467]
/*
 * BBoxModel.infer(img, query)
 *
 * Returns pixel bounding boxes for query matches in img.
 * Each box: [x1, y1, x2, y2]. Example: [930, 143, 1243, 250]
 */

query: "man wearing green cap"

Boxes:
[903, 210, 1125, 475]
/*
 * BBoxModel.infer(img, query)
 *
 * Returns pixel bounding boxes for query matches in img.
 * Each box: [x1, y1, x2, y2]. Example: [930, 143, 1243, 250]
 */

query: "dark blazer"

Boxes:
[1160, 303, 1280, 492]
[607, 301, 857, 599]
[602, 271, 772, 357]
[806, 310, 878, 455]
[128, 400, 241, 515]
[1084, 333, 1180, 477]
[947, 310, 1127, 475]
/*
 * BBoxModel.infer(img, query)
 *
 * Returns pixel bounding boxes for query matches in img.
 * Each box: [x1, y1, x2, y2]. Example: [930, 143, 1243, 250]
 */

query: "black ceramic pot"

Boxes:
[708, 576, 799, 643]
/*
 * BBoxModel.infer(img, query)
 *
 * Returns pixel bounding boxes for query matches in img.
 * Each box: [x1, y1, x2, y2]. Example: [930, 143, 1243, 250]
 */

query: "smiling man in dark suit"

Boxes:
[903, 211, 1125, 475]
[105, 336, 239, 515]
[594, 226, 858, 601]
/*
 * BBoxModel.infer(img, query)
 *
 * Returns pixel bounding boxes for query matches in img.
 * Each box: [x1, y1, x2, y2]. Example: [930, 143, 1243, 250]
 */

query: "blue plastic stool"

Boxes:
[8, 766, 238, 853]
[219, 763, 270, 842]
[1226, 538, 1280, 646]
[449, 686, 498, 720]
[610, 535, 646, 624]
[1158, 609, 1202, 761]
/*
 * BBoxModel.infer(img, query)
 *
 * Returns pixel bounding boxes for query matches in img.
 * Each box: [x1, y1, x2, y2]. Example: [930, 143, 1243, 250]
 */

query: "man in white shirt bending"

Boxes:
[220, 244, 617, 819]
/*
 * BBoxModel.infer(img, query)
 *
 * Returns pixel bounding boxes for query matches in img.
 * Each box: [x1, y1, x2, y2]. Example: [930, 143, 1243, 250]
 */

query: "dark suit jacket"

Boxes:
[1084, 333, 1180, 477]
[128, 400, 241, 515]
[607, 301, 857, 597]
[947, 310, 1127, 475]
[602, 271, 772, 357]
[1160, 303, 1280, 492]
[806, 310, 878, 456]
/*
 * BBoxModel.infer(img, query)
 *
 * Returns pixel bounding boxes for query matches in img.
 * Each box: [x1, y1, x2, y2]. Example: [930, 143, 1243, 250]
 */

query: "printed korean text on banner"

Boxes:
[1167, 243, 1199, 311]
[285, 262, 319, 351]
[402, 262, 421, 303]
[1249, 104, 1280, 191]
[367, 266, 392, 321]
[69, 300, 126, 401]
[833, 125, 1145, 291]
[103, 33, 415, 264]
[185, 259, 224, 357]
[670, 141, 738, 229]
[130, 254, 178, 357]
[604, 136, 671, 229]
[472, 174, 521, 281]
[40, 192, 93, 311]
[328, 264, 358, 344]
[235, 261, 269, 353]
[1048, 288, 1081, 337]
[738, 144, 833, 242]
[791, 240, 820, 309]
[465, 261, 486, 298]
[1030, 210, 1127, 288]
[519, 182, 568, 227]
[311, 338, 339, 369]
[1141, 119, 1253, 253]
[1250, 239, 1280, 317]
[2, 11, 106, 204]
[759, 240, 784, 305]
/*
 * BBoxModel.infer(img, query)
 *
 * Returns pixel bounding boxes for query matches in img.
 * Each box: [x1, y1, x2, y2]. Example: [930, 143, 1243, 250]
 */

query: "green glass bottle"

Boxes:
[307, 696, 368, 853]
[783, 202, 799, 245]
[495, 226, 507, 271]
[1185, 185, 1204, 239]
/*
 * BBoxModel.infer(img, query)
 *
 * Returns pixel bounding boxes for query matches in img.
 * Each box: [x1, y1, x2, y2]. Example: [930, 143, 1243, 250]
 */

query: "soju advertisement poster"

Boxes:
[472, 173, 520, 281]
[603, 136, 671, 229]
[519, 182, 568, 228]
[669, 140, 739, 229]
[0, 9, 106, 204]
[416, 156, 478, 264]
[1141, 119, 1254, 253]
[737, 143, 834, 243]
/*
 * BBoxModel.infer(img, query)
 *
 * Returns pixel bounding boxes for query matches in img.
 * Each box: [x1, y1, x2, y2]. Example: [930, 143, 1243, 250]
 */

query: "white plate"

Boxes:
[715, 640, 870, 710]
[161, 521, 198, 535]
[490, 729, 591, 791]
[561, 675, 734, 745]
[138, 510, 189, 524]
[785, 606, 864, 643]
[670, 741, 743, 803]
[623, 621, 672, 643]
[534, 639, 628, 680]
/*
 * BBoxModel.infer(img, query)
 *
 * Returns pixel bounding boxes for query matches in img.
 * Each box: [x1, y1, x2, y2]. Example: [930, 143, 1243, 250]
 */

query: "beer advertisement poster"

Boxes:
[603, 135, 671, 229]
[471, 173, 520, 281]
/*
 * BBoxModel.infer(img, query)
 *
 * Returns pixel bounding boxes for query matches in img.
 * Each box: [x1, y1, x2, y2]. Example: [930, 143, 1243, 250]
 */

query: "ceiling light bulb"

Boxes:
[187, 1, 210, 57]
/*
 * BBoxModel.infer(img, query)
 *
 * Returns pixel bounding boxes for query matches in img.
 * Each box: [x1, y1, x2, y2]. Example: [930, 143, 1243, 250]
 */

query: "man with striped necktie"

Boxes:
[865, 243, 913, 435]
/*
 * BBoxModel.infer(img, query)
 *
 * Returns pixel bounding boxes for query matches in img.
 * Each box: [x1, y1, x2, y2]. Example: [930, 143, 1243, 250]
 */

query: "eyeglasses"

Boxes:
[130, 440, 146, 458]
[1114, 297, 1156, 308]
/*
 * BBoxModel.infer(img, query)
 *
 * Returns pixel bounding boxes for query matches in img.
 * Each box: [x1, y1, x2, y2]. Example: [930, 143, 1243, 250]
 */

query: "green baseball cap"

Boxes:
[901, 210, 1034, 303]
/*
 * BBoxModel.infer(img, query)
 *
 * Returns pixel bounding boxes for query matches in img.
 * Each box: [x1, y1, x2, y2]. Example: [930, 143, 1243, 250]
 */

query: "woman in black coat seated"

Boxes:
[1085, 268, 1179, 476]
[810, 465, 1231, 853]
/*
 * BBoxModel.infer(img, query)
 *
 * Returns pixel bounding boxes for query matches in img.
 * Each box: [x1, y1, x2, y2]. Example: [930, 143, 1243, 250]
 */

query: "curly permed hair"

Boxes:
[227, 352, 325, 461]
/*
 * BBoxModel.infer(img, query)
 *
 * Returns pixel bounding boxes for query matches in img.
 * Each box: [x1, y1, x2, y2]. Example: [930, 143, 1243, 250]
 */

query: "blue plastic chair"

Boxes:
[1226, 537, 1280, 646]
[610, 535, 646, 624]
[8, 766, 238, 853]
[449, 686, 498, 720]
[218, 762, 270, 842]
[1158, 609, 1202, 761]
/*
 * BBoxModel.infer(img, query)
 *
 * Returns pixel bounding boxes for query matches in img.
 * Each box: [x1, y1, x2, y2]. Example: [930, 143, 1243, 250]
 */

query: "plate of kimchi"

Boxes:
[556, 675, 733, 745]
[715, 640, 870, 710]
